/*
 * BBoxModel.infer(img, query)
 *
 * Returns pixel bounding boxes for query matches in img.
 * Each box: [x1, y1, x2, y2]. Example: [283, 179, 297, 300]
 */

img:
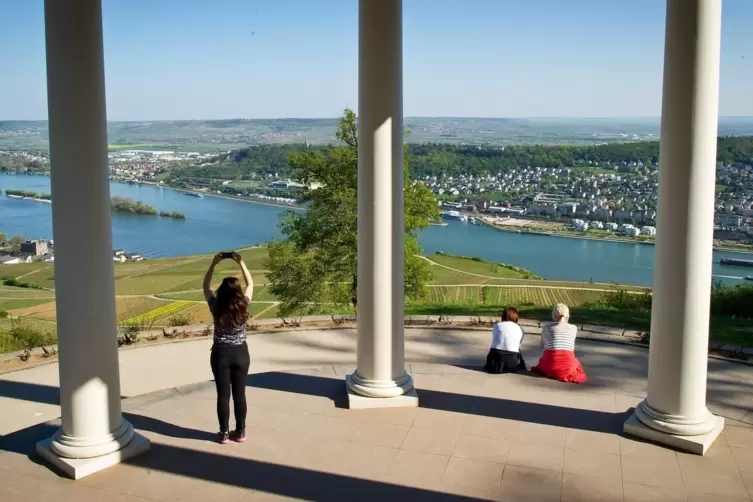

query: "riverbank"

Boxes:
[142, 181, 306, 211]
[6, 194, 51, 204]
[477, 215, 753, 254]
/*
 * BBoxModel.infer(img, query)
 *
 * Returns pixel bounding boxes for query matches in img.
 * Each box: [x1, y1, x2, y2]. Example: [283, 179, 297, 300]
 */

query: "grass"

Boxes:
[427, 253, 534, 279]
[0, 298, 53, 311]
[107, 143, 176, 150]
[1, 247, 751, 351]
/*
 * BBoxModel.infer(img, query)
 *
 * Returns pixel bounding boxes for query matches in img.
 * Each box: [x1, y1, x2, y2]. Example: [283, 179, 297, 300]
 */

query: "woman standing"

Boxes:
[203, 252, 253, 443]
[531, 303, 587, 383]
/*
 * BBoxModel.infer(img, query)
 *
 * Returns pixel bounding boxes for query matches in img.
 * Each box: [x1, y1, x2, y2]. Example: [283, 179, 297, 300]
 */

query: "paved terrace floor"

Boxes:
[0, 328, 752, 501]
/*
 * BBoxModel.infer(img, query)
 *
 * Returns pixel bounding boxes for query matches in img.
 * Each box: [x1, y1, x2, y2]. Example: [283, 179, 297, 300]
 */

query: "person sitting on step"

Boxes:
[531, 303, 587, 383]
[484, 306, 527, 374]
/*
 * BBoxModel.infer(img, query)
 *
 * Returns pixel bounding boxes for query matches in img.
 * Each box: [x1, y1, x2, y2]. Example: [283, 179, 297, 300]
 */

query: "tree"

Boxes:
[266, 109, 440, 316]
[9, 235, 26, 253]
[0, 232, 7, 247]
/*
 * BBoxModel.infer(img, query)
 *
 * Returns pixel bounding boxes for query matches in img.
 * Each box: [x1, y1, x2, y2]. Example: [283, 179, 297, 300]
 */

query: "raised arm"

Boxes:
[203, 254, 222, 302]
[233, 252, 254, 299]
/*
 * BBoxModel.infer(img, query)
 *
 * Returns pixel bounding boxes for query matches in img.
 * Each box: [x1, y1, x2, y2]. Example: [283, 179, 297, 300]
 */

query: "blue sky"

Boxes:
[1, 0, 752, 120]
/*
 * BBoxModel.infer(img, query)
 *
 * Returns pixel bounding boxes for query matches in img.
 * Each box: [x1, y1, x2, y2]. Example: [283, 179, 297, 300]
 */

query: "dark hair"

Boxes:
[501, 306, 519, 324]
[212, 277, 249, 329]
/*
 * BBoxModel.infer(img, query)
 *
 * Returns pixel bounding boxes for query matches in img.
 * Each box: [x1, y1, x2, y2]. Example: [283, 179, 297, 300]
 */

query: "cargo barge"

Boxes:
[720, 257, 753, 268]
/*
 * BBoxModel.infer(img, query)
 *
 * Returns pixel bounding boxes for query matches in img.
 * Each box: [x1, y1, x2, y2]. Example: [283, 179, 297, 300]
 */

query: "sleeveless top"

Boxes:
[208, 296, 248, 346]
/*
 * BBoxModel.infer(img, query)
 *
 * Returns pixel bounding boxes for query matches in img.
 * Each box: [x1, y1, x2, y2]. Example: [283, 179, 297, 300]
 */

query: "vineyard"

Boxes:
[121, 301, 192, 325]
[1, 247, 619, 331]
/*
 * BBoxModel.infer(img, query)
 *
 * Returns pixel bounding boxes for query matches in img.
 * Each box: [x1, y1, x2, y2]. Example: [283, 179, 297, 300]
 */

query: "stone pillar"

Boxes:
[346, 0, 416, 408]
[36, 0, 150, 479]
[624, 0, 724, 455]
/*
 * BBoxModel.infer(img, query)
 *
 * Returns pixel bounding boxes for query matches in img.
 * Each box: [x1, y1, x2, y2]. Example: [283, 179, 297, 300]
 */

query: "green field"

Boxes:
[1, 247, 750, 352]
[107, 143, 177, 151]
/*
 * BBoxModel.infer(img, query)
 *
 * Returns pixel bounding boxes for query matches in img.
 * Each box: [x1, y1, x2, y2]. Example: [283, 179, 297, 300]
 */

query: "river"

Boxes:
[1, 173, 750, 286]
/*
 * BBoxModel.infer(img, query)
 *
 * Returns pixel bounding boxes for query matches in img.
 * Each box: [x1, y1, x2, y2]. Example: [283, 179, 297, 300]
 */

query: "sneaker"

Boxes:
[217, 431, 230, 444]
[231, 428, 246, 443]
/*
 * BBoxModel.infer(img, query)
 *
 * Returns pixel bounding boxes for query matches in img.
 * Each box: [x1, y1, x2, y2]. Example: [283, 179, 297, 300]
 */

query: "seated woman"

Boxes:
[484, 306, 527, 374]
[531, 303, 587, 383]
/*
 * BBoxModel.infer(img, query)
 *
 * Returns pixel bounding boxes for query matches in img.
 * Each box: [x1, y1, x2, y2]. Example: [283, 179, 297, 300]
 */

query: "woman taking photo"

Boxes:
[203, 252, 253, 444]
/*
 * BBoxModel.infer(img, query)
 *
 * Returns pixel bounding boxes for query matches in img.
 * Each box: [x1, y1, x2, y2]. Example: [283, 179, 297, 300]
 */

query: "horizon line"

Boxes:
[4, 115, 753, 123]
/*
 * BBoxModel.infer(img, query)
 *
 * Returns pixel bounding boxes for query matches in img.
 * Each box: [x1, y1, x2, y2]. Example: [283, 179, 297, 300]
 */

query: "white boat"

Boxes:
[745, 276, 753, 281]
[441, 210, 468, 223]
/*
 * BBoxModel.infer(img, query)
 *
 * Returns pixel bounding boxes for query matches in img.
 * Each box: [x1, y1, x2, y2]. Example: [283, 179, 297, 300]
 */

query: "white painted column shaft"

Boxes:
[42, 0, 135, 458]
[635, 0, 722, 436]
[349, 0, 413, 398]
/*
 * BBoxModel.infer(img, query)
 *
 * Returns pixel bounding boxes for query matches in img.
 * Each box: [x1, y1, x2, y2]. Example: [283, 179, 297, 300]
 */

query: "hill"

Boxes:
[4, 116, 753, 152]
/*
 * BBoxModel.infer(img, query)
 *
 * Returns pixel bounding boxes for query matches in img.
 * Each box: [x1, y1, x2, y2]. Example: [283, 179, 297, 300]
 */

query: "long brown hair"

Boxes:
[212, 277, 249, 329]
[501, 306, 519, 323]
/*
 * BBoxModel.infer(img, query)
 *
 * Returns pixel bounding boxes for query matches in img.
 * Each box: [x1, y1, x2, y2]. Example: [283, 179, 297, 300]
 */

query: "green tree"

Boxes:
[266, 109, 440, 316]
[0, 232, 7, 246]
[9, 235, 26, 253]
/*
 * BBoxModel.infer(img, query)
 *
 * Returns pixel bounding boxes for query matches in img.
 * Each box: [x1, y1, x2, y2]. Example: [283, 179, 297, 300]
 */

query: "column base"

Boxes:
[624, 412, 724, 455]
[346, 370, 415, 398]
[36, 432, 150, 480]
[345, 374, 419, 409]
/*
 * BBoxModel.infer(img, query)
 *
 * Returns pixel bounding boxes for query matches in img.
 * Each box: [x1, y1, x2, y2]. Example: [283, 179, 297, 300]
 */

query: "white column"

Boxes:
[36, 0, 149, 479]
[346, 0, 416, 407]
[624, 0, 724, 455]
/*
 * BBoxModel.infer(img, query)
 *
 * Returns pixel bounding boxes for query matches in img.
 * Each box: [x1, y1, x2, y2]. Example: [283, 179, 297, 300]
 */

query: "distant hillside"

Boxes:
[170, 136, 753, 181]
[3, 117, 753, 152]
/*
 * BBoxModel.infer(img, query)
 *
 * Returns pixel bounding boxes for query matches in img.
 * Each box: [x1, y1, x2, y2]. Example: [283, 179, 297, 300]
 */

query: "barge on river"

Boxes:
[720, 257, 753, 268]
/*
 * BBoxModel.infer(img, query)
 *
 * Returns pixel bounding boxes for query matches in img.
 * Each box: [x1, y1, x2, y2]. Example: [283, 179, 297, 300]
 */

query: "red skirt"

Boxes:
[531, 350, 587, 383]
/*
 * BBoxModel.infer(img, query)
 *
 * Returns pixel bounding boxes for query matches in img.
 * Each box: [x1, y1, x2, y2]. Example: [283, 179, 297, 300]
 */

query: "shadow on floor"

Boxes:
[0, 421, 493, 501]
[0, 379, 60, 406]
[245, 371, 630, 433]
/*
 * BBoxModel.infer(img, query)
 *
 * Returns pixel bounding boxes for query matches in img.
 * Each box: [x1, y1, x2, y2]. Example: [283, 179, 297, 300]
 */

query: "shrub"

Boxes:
[167, 313, 194, 327]
[598, 286, 652, 313]
[159, 211, 186, 219]
[710, 282, 753, 317]
[0, 318, 56, 352]
[0, 310, 7, 319]
[2, 277, 44, 290]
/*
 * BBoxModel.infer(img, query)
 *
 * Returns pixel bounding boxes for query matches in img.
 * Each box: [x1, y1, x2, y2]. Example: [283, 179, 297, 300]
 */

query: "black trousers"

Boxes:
[210, 342, 250, 432]
[484, 348, 526, 374]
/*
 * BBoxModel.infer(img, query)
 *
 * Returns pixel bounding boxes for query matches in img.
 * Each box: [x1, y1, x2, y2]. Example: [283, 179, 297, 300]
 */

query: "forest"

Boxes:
[170, 136, 753, 181]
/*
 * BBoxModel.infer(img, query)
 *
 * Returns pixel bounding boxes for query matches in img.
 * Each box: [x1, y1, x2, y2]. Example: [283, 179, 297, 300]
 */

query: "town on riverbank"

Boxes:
[4, 134, 753, 250]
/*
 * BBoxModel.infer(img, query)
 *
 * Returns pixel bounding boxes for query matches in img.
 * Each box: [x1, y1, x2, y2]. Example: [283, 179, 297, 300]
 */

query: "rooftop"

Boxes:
[1, 328, 752, 501]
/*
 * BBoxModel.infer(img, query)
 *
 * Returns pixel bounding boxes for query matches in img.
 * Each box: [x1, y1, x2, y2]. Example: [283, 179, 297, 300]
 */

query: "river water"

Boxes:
[1, 174, 750, 286]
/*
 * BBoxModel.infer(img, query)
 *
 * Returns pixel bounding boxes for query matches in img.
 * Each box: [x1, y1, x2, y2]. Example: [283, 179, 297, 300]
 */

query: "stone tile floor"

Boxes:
[1, 361, 752, 501]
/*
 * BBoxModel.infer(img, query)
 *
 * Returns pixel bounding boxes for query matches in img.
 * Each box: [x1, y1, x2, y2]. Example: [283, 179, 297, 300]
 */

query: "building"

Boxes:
[715, 213, 743, 228]
[590, 221, 604, 230]
[641, 226, 657, 236]
[558, 202, 578, 215]
[623, 225, 641, 237]
[31, 0, 728, 481]
[20, 240, 49, 256]
[268, 179, 306, 190]
[573, 220, 589, 231]
[605, 222, 619, 231]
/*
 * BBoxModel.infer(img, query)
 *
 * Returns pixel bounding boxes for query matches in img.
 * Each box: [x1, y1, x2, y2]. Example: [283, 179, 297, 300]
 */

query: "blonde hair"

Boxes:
[552, 303, 570, 323]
